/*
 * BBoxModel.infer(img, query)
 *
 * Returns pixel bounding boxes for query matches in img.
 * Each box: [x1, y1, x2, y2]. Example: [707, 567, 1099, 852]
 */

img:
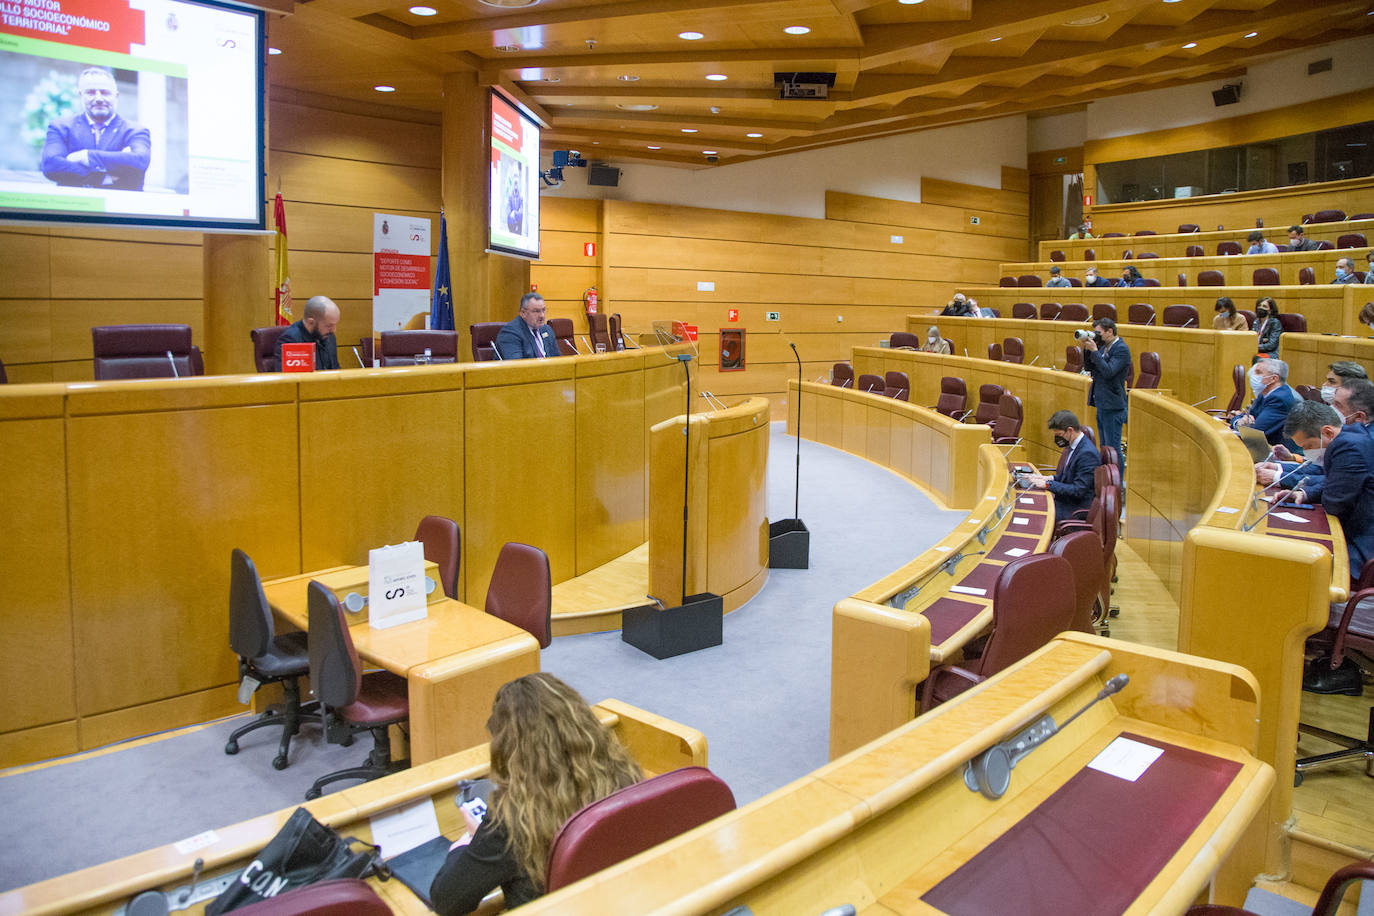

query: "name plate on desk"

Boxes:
[369, 541, 428, 629]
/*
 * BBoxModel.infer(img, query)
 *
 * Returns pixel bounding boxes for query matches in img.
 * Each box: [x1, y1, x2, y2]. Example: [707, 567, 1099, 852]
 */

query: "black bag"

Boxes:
[206, 807, 387, 914]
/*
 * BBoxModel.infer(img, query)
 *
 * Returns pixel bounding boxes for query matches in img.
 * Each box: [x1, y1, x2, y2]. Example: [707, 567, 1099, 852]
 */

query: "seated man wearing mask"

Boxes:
[940, 293, 976, 317]
[920, 326, 951, 354]
[1024, 411, 1101, 523]
[1084, 266, 1112, 288]
[1259, 376, 1371, 489]
[1230, 358, 1298, 445]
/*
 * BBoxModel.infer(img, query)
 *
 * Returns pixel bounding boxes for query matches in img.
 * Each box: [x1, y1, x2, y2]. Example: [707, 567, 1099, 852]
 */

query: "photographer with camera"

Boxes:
[1079, 317, 1130, 467]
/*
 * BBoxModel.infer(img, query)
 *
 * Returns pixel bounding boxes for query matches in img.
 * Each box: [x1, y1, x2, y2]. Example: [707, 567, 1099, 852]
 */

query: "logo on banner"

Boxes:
[280, 342, 314, 373]
[382, 220, 390, 235]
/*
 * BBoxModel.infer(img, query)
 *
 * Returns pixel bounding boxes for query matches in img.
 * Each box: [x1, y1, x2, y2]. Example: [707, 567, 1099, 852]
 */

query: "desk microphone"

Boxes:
[964, 348, 969, 357]
[964, 673, 1129, 800]
[165, 350, 180, 379]
[491, 343, 504, 360]
[1147, 314, 1157, 325]
[1028, 355, 1040, 367]
[351, 346, 366, 368]
[995, 437, 1023, 453]
[1241, 476, 1310, 532]
[942, 549, 985, 576]
[1191, 395, 1216, 408]
[581, 335, 593, 353]
[1181, 317, 1196, 328]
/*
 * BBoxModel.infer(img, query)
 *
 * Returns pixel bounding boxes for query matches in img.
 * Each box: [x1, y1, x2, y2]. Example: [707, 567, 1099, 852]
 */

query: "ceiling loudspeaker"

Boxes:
[588, 165, 620, 187]
[1212, 84, 1241, 106]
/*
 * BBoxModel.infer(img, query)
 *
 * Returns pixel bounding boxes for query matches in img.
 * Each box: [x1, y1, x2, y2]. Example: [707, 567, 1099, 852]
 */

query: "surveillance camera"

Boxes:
[705, 155, 719, 163]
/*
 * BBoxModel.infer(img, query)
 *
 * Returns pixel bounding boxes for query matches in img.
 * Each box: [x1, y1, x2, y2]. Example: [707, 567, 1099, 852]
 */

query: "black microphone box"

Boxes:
[621, 593, 723, 659]
[768, 517, 810, 568]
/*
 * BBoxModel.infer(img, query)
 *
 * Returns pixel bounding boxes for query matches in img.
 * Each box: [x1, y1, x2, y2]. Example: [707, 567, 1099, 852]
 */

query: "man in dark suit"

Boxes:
[41, 67, 151, 190]
[273, 296, 341, 371]
[1231, 358, 1298, 445]
[495, 292, 561, 360]
[1026, 410, 1101, 522]
[1082, 317, 1130, 464]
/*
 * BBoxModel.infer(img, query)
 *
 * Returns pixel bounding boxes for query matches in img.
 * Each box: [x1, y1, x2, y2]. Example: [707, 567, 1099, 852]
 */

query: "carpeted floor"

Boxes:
[0, 422, 961, 893]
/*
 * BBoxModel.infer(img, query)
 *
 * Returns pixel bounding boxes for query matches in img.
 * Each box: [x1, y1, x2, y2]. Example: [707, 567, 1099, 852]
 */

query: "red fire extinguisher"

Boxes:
[584, 287, 599, 314]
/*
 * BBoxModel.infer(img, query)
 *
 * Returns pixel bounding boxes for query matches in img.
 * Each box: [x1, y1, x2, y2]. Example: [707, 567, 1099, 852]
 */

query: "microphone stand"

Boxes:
[769, 342, 811, 568]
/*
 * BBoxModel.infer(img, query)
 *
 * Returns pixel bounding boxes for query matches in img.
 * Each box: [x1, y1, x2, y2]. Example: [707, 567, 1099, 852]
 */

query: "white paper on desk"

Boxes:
[1270, 511, 1309, 523]
[1213, 506, 1239, 514]
[934, 545, 953, 552]
[949, 585, 986, 596]
[1012, 517, 1030, 525]
[370, 798, 441, 860]
[1087, 737, 1164, 782]
[1019, 497, 1035, 505]
[1002, 548, 1030, 558]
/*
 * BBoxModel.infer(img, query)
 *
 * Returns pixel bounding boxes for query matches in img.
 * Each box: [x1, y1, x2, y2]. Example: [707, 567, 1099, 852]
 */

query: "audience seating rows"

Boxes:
[1039, 218, 1374, 263]
[1006, 246, 1370, 290]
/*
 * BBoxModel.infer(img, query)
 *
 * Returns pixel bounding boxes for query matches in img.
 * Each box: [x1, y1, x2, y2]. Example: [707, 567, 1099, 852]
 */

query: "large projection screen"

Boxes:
[488, 89, 540, 260]
[0, 0, 265, 230]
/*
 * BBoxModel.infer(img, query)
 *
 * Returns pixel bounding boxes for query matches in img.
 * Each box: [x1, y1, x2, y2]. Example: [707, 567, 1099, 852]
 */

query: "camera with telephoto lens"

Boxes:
[1073, 329, 1103, 345]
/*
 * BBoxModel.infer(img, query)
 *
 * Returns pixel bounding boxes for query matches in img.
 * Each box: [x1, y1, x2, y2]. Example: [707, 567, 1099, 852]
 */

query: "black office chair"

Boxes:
[224, 549, 322, 770]
[304, 581, 410, 799]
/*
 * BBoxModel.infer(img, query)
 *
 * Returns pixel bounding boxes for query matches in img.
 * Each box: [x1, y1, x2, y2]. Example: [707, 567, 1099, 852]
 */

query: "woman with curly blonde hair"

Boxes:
[431, 673, 642, 913]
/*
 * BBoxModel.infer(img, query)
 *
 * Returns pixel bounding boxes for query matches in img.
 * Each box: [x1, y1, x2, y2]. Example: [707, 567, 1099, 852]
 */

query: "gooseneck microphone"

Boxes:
[1242, 475, 1311, 532]
[1191, 395, 1216, 408]
[1181, 317, 1196, 328]
[166, 350, 180, 379]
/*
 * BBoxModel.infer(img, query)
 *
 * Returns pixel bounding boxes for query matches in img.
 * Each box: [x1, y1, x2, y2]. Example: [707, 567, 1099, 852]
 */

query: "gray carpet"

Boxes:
[0, 422, 960, 892]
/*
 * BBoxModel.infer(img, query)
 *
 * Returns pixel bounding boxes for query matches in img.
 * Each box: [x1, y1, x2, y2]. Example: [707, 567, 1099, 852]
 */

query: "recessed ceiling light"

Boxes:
[592, 141, 599, 144]
[478, 0, 539, 7]
[374, 85, 396, 92]
[1244, 31, 1258, 38]
[1162, 0, 1182, 4]
[1182, 41, 1197, 48]
[617, 74, 640, 81]
[705, 73, 727, 81]
[1065, 13, 1108, 26]
[268, 46, 282, 55]
[989, 36, 1001, 42]
[746, 132, 763, 137]
[784, 25, 810, 35]
[647, 145, 661, 149]
[409, 5, 436, 14]
[898, 0, 924, 4]
[678, 30, 704, 40]
[681, 128, 698, 132]
[617, 103, 659, 111]
[702, 150, 717, 155]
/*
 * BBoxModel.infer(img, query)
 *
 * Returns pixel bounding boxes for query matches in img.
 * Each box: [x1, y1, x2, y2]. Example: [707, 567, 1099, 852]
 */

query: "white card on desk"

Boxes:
[1012, 517, 1029, 525]
[371, 798, 441, 859]
[949, 585, 986, 596]
[1002, 547, 1030, 558]
[1019, 497, 1034, 504]
[1270, 511, 1308, 523]
[1087, 737, 1164, 782]
[1213, 506, 1239, 514]
[934, 545, 953, 552]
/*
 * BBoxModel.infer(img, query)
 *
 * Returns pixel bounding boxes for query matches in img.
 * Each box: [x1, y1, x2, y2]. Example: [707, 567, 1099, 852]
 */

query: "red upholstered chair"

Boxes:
[357, 336, 374, 367]
[1125, 359, 1135, 390]
[1177, 223, 1200, 233]
[609, 313, 629, 351]
[1196, 269, 1225, 286]
[974, 384, 1003, 426]
[485, 542, 552, 648]
[1185, 862, 1374, 916]
[1185, 244, 1204, 257]
[1302, 214, 1313, 224]
[932, 377, 969, 419]
[548, 317, 580, 355]
[378, 330, 459, 366]
[1058, 303, 1089, 322]
[1315, 240, 1335, 250]
[1134, 229, 1156, 236]
[1295, 384, 1322, 402]
[1011, 302, 1037, 320]
[414, 515, 460, 600]
[831, 363, 854, 388]
[1352, 213, 1374, 221]
[1337, 232, 1367, 249]
[883, 371, 909, 401]
[251, 326, 288, 373]
[1083, 248, 1095, 260]
[304, 582, 409, 799]
[1136, 351, 1161, 389]
[1063, 345, 1083, 374]
[1278, 313, 1308, 334]
[1135, 251, 1158, 259]
[92, 324, 200, 380]
[1311, 209, 1347, 223]
[1017, 274, 1042, 288]
[999, 276, 1018, 287]
[1101, 232, 1126, 238]
[233, 879, 391, 916]
[1296, 573, 1374, 781]
[1251, 267, 1280, 286]
[1216, 241, 1243, 256]
[1162, 304, 1198, 328]
[1002, 337, 1024, 364]
[1206, 366, 1247, 417]
[1049, 250, 1065, 262]
[1067, 277, 1082, 288]
[1239, 309, 1256, 329]
[1039, 302, 1061, 321]
[1127, 303, 1155, 326]
[0, 355, 7, 384]
[1121, 249, 1133, 260]
[587, 313, 613, 352]
[545, 767, 737, 893]
[889, 331, 920, 349]
[857, 373, 886, 394]
[1177, 272, 1188, 287]
[1091, 303, 1116, 322]
[991, 393, 1022, 444]
[469, 322, 505, 361]
[1298, 267, 1316, 285]
[919, 555, 1078, 711]
[1048, 531, 1105, 633]
[986, 342, 1003, 362]
[1141, 278, 1161, 287]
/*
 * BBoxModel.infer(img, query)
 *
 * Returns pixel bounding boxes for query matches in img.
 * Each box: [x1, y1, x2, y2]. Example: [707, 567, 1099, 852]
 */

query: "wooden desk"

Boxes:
[262, 568, 540, 764]
[0, 700, 706, 916]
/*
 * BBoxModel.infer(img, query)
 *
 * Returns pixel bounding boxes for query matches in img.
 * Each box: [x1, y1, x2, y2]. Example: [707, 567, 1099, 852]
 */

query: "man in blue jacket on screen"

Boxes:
[41, 67, 151, 191]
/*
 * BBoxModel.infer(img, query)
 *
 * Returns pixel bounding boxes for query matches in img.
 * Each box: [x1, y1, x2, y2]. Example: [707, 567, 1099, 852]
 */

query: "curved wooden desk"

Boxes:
[0, 700, 707, 916]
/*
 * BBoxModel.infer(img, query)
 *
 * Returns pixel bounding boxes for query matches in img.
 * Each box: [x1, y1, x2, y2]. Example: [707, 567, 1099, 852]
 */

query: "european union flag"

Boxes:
[430, 211, 454, 331]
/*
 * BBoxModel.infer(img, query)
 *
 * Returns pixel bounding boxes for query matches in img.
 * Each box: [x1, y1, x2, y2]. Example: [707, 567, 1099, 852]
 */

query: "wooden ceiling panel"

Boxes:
[854, 0, 974, 26]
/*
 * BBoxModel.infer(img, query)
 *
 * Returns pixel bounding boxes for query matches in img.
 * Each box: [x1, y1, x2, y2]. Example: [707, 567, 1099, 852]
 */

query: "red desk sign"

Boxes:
[281, 342, 315, 373]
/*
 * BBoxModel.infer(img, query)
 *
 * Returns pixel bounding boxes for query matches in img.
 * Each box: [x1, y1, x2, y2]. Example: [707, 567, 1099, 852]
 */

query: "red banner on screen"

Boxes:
[0, 0, 146, 54]
[491, 95, 523, 150]
[374, 252, 430, 294]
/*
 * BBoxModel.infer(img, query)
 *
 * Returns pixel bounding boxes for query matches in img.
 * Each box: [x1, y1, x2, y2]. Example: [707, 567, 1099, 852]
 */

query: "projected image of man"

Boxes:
[41, 68, 151, 191]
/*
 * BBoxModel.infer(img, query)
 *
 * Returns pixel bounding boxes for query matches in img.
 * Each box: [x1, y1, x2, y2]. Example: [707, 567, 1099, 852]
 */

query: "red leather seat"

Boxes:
[1091, 303, 1116, 322]
[1100, 232, 1125, 238]
[469, 322, 505, 361]
[1057, 303, 1089, 322]
[588, 313, 612, 352]
[933, 377, 968, 419]
[251, 326, 288, 373]
[991, 393, 1022, 444]
[1011, 302, 1037, 320]
[1017, 274, 1042, 288]
[1299, 267, 1315, 285]
[1049, 250, 1065, 262]
[378, 330, 459, 366]
[1134, 229, 1156, 236]
[1162, 304, 1198, 328]
[1048, 530, 1105, 633]
[545, 766, 737, 892]
[1278, 313, 1308, 334]
[1039, 302, 1061, 321]
[1185, 245, 1204, 257]
[1311, 208, 1346, 223]
[234, 879, 391, 916]
[831, 363, 854, 387]
[883, 371, 909, 401]
[1186, 861, 1374, 916]
[1083, 248, 1095, 260]
[1216, 241, 1242, 256]
[608, 313, 627, 351]
[1135, 251, 1158, 259]
[1337, 232, 1367, 249]
[1000, 276, 1018, 287]
[889, 331, 920, 349]
[986, 342, 1003, 362]
[486, 542, 552, 648]
[1178, 223, 1200, 233]
[1196, 269, 1225, 286]
[1251, 267, 1280, 286]
[1238, 310, 1255, 329]
[974, 384, 1003, 426]
[1002, 337, 1024, 364]
[414, 515, 460, 600]
[92, 324, 201, 380]
[548, 317, 580, 355]
[857, 373, 885, 393]
[1127, 303, 1155, 326]
[1063, 346, 1083, 374]
[1136, 352, 1161, 389]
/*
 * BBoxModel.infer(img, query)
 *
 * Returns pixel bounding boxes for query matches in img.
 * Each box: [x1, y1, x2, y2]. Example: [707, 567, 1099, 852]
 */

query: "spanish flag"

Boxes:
[273, 193, 293, 326]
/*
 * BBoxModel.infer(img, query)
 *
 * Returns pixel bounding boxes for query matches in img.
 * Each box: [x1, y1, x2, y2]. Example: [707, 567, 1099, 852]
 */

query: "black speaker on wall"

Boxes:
[588, 165, 621, 187]
[1212, 84, 1241, 106]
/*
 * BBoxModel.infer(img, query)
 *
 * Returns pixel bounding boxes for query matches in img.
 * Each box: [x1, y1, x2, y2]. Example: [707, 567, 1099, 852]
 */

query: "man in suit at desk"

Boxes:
[496, 292, 560, 359]
[1025, 410, 1101, 522]
[274, 296, 341, 371]
[41, 67, 151, 190]
[1231, 358, 1298, 445]
[1081, 317, 1130, 466]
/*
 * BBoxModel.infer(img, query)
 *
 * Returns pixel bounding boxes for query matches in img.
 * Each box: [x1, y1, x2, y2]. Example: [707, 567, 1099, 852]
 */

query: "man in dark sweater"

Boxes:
[273, 296, 341, 371]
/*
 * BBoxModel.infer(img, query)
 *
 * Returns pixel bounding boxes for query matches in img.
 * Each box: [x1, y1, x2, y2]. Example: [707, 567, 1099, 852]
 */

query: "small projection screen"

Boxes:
[0, 0, 265, 230]
[488, 88, 540, 260]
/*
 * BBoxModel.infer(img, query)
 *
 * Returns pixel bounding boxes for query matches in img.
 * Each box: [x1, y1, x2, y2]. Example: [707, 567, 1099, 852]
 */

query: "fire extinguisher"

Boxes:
[583, 287, 599, 314]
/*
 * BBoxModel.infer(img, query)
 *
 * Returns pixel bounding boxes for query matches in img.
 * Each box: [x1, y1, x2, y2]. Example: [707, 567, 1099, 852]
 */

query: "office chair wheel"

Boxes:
[273, 754, 289, 771]
[1294, 770, 1304, 787]
[305, 786, 322, 800]
[340, 735, 354, 747]
[224, 739, 239, 755]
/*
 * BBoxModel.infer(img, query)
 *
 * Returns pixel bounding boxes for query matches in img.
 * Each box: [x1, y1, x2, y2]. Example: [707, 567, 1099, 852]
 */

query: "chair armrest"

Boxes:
[1053, 519, 1094, 539]
[920, 664, 986, 713]
[1330, 587, 1374, 666]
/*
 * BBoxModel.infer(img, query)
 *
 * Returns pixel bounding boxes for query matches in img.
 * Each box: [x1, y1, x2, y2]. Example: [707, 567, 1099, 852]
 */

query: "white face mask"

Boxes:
[1248, 372, 1266, 397]
[1321, 385, 1337, 404]
[928, 335, 938, 343]
[1302, 447, 1325, 464]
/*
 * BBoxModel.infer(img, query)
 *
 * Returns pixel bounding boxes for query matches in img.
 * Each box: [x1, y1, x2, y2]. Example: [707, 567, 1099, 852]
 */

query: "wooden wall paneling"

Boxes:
[825, 191, 1028, 241]
[1, 299, 55, 366]
[64, 378, 302, 721]
[268, 100, 442, 170]
[296, 368, 466, 595]
[47, 236, 202, 302]
[48, 299, 207, 366]
[574, 353, 647, 575]
[1, 229, 52, 299]
[0, 722, 80, 770]
[866, 399, 891, 467]
[463, 361, 577, 607]
[1281, 332, 1374, 389]
[922, 177, 1029, 216]
[276, 202, 438, 256]
[270, 150, 440, 215]
[204, 234, 271, 375]
[1001, 165, 1031, 193]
